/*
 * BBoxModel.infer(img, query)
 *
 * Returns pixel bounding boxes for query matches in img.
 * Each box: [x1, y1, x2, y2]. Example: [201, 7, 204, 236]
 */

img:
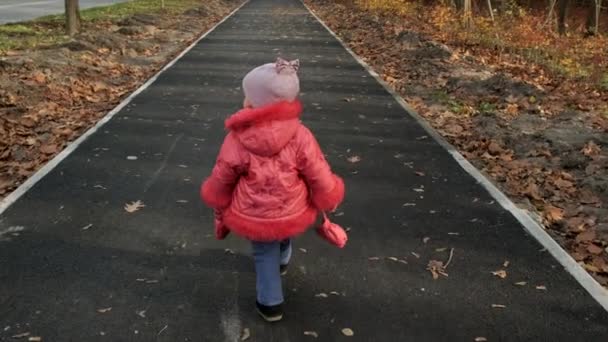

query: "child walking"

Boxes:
[200, 58, 345, 322]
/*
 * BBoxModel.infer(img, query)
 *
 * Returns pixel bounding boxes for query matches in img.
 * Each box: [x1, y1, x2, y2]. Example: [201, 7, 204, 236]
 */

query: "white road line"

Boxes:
[0, 1, 249, 214]
[301, 1, 608, 312]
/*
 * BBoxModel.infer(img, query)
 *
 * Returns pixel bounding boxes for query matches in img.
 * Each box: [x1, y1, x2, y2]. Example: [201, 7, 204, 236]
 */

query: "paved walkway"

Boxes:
[1, 0, 607, 340]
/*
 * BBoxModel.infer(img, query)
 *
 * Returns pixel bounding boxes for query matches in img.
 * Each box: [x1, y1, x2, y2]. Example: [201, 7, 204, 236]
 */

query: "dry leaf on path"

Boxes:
[97, 307, 112, 313]
[536, 285, 547, 290]
[423, 237, 430, 244]
[427, 248, 454, 279]
[241, 328, 250, 341]
[492, 270, 507, 279]
[475, 337, 488, 342]
[124, 200, 145, 213]
[304, 331, 319, 338]
[341, 328, 354, 337]
[315, 293, 328, 298]
[515, 281, 527, 286]
[503, 260, 510, 268]
[368, 256, 380, 261]
[28, 337, 42, 342]
[299, 248, 308, 253]
[491, 304, 506, 308]
[11, 332, 30, 338]
[347, 155, 361, 163]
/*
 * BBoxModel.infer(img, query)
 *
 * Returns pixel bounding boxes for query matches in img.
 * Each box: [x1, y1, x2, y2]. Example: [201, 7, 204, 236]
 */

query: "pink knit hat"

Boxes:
[242, 57, 300, 108]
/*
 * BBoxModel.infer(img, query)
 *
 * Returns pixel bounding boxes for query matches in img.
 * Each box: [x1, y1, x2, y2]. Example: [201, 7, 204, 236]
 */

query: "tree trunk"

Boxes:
[65, 0, 80, 36]
[557, 0, 569, 35]
[487, 0, 495, 21]
[585, 0, 602, 36]
[463, 0, 473, 27]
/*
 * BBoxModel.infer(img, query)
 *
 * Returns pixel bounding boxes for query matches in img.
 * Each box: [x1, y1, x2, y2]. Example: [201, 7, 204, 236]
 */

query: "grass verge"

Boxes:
[0, 0, 203, 52]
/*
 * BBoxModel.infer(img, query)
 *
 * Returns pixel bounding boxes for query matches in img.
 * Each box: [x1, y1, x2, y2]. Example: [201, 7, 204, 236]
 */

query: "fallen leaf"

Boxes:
[11, 332, 30, 338]
[435, 247, 447, 252]
[402, 203, 416, 207]
[368, 256, 380, 261]
[40, 144, 60, 155]
[315, 293, 328, 298]
[32, 71, 46, 84]
[491, 304, 506, 308]
[341, 328, 354, 337]
[544, 205, 564, 223]
[28, 337, 42, 342]
[587, 244, 603, 255]
[136, 310, 146, 318]
[503, 260, 510, 268]
[575, 230, 596, 243]
[224, 248, 235, 255]
[514, 281, 527, 286]
[81, 224, 93, 231]
[304, 331, 319, 338]
[97, 307, 112, 313]
[299, 248, 308, 253]
[581, 141, 601, 157]
[415, 171, 426, 176]
[347, 155, 361, 163]
[124, 200, 145, 213]
[423, 237, 430, 244]
[411, 252, 420, 258]
[475, 337, 488, 342]
[492, 270, 507, 279]
[241, 328, 250, 341]
[536, 285, 547, 291]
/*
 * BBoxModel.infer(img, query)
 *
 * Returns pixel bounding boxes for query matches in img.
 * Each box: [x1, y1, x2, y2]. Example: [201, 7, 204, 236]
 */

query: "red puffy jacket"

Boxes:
[201, 100, 345, 242]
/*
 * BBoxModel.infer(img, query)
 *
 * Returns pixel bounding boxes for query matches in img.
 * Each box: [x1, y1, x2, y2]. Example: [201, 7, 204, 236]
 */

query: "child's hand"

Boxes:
[214, 209, 230, 240]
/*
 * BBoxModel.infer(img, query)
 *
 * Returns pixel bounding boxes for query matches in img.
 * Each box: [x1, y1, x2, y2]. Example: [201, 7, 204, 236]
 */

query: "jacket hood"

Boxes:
[225, 100, 302, 157]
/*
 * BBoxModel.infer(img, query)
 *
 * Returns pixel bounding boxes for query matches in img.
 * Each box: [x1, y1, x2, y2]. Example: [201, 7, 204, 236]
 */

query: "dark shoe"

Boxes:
[280, 263, 289, 276]
[256, 301, 283, 322]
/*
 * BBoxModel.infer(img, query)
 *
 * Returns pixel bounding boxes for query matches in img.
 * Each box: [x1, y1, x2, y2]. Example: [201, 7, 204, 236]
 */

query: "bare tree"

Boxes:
[585, 0, 603, 36]
[65, 0, 81, 36]
[463, 0, 473, 27]
[557, 0, 570, 35]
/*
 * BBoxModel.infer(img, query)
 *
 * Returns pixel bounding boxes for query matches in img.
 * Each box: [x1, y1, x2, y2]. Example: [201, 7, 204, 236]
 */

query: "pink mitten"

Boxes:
[316, 213, 347, 248]
[214, 209, 230, 240]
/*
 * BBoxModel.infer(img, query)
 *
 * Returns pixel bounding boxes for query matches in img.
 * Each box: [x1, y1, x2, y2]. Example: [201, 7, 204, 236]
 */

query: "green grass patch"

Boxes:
[0, 0, 203, 52]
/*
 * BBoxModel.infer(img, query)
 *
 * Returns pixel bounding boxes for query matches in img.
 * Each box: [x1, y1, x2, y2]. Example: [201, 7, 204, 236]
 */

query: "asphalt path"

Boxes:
[0, 0, 607, 340]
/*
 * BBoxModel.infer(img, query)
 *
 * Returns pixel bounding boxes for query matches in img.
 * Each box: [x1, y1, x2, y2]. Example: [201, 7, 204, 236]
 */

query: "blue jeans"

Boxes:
[251, 239, 292, 306]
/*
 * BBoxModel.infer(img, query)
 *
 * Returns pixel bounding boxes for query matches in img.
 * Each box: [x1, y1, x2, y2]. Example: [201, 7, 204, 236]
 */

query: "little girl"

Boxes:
[200, 58, 345, 322]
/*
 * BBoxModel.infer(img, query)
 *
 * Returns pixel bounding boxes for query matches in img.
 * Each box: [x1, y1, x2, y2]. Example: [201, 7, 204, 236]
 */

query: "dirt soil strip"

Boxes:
[304, 0, 608, 289]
